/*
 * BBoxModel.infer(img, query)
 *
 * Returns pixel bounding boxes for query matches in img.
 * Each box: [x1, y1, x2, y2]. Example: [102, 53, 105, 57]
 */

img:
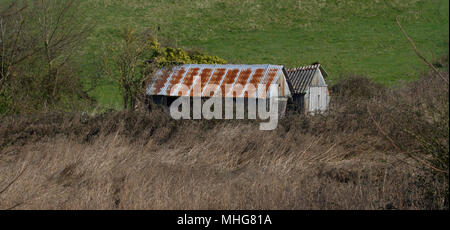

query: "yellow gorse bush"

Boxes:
[149, 39, 226, 67]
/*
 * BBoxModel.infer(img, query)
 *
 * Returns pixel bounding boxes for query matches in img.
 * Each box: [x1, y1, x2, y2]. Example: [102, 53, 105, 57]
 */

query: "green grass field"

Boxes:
[77, 0, 449, 110]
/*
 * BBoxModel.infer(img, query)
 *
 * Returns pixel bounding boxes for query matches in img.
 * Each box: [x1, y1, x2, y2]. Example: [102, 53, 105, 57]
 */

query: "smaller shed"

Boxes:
[286, 64, 330, 113]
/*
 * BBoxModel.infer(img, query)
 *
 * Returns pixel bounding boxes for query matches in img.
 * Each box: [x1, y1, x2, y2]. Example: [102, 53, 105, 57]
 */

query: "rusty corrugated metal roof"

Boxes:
[286, 64, 321, 94]
[146, 64, 286, 98]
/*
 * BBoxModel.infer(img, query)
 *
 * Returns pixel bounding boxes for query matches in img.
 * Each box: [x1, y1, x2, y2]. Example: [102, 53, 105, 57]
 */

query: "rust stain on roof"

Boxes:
[165, 67, 186, 95]
[232, 68, 252, 98]
[221, 69, 239, 96]
[146, 64, 287, 98]
[248, 68, 264, 98]
[200, 68, 213, 90]
[153, 69, 171, 95]
[182, 67, 200, 91]
[203, 68, 226, 97]
[265, 68, 278, 92]
[190, 68, 213, 97]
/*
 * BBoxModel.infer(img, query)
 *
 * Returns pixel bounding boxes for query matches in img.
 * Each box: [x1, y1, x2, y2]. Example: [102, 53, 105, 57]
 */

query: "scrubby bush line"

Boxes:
[0, 63, 448, 209]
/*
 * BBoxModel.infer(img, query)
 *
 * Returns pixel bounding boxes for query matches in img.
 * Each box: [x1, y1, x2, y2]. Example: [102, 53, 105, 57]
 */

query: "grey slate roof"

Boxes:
[286, 64, 321, 94]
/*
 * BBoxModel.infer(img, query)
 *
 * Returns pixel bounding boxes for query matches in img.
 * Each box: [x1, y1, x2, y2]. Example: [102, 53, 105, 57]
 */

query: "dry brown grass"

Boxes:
[0, 67, 448, 210]
[0, 129, 424, 210]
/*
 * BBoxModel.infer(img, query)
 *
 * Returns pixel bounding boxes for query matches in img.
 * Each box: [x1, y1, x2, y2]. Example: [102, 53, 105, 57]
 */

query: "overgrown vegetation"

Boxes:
[0, 0, 92, 114]
[102, 27, 226, 110]
[0, 1, 228, 113]
[329, 68, 449, 208]
[0, 60, 448, 209]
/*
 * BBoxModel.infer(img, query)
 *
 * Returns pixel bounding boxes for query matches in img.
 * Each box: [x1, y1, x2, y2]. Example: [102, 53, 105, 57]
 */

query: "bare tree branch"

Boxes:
[367, 105, 448, 174]
[396, 16, 449, 85]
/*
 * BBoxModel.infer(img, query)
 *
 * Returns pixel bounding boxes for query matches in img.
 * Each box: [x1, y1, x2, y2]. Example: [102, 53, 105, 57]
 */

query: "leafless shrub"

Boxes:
[102, 27, 156, 110]
[0, 0, 93, 114]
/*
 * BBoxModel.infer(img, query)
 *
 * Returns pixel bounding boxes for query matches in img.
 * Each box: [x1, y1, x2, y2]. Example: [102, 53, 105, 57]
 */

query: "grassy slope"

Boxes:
[78, 0, 449, 110]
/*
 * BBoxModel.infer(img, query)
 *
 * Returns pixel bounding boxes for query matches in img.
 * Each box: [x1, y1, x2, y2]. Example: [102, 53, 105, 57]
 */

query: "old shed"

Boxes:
[286, 64, 330, 113]
[146, 64, 293, 117]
